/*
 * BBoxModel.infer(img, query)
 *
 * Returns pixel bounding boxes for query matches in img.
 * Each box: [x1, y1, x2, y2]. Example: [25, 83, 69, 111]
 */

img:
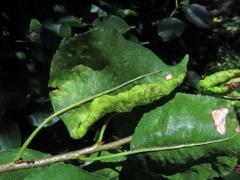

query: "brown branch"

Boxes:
[0, 136, 132, 173]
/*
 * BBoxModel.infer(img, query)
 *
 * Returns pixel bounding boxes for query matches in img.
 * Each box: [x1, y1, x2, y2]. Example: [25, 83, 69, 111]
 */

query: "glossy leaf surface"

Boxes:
[49, 24, 188, 139]
[131, 93, 240, 179]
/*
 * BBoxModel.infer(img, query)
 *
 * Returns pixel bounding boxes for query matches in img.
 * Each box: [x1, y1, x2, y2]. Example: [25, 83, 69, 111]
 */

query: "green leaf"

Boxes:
[0, 149, 107, 180]
[157, 17, 185, 42]
[131, 93, 240, 179]
[92, 15, 131, 34]
[93, 167, 121, 180]
[49, 26, 188, 139]
[44, 22, 71, 38]
[118, 9, 138, 17]
[15, 51, 26, 60]
[29, 19, 42, 33]
[197, 69, 240, 99]
[0, 148, 45, 164]
[185, 3, 212, 29]
[27, 19, 42, 42]
[90, 4, 107, 17]
[168, 156, 237, 180]
[179, 0, 189, 10]
[59, 24, 72, 38]
[0, 119, 21, 151]
[59, 16, 87, 28]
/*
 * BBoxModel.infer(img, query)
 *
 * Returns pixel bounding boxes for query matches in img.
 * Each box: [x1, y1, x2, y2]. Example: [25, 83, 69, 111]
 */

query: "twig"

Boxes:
[1, 129, 236, 173]
[0, 136, 132, 173]
[169, 0, 179, 17]
[96, 114, 116, 143]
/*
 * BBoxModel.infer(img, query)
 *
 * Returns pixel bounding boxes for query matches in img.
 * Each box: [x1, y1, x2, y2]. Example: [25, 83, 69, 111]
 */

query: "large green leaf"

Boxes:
[131, 93, 240, 179]
[0, 149, 107, 180]
[49, 25, 188, 139]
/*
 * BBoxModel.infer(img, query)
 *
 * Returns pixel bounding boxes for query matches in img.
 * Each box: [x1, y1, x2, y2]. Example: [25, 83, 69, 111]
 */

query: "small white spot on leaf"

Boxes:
[212, 107, 229, 135]
[165, 73, 173, 80]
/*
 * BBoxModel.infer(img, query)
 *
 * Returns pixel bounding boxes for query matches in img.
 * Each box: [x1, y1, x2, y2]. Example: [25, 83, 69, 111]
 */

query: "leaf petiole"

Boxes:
[79, 135, 236, 162]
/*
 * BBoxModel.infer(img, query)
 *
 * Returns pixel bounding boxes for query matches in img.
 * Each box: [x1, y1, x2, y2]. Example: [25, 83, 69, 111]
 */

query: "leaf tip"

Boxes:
[178, 54, 189, 70]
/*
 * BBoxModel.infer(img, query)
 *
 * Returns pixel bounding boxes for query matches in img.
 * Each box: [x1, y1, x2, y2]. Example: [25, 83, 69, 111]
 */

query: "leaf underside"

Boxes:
[131, 93, 240, 179]
[49, 23, 188, 139]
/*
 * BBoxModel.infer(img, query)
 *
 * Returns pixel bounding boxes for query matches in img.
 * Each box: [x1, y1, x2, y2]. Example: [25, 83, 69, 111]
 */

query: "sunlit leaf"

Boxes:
[131, 93, 240, 179]
[197, 69, 240, 99]
[49, 26, 188, 139]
